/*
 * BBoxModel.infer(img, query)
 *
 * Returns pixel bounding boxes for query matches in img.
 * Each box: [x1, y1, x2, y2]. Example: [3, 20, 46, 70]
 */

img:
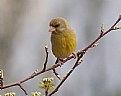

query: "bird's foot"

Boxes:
[55, 58, 63, 67]
[72, 52, 77, 59]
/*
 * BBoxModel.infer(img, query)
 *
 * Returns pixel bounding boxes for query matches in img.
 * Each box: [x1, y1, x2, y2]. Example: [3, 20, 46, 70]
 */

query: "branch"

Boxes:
[48, 15, 121, 95]
[48, 56, 83, 96]
[79, 15, 121, 53]
[0, 15, 121, 95]
[42, 45, 49, 71]
[17, 83, 27, 95]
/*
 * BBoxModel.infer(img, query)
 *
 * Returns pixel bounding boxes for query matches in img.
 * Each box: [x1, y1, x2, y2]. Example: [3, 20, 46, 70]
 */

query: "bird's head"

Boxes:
[49, 17, 69, 34]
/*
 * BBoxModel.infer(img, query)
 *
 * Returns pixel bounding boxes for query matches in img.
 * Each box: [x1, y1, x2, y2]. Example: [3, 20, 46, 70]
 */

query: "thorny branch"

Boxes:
[0, 15, 121, 95]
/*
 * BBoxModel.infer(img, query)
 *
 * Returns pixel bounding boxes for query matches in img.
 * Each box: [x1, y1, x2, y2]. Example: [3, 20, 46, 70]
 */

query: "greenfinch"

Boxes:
[49, 17, 76, 59]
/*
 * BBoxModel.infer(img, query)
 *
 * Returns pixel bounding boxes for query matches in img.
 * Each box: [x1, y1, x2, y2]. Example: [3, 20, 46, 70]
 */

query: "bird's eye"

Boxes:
[54, 24, 60, 27]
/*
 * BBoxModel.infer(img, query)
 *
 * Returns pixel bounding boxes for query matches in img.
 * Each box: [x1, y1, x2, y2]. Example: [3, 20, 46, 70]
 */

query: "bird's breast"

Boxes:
[51, 31, 76, 58]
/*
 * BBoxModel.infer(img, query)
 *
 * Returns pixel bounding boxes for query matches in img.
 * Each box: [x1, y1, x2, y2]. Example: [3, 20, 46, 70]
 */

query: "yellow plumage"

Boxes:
[49, 17, 76, 58]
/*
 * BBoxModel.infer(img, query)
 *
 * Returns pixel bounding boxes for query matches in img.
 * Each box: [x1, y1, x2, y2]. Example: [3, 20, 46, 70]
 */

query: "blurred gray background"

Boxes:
[0, 0, 121, 96]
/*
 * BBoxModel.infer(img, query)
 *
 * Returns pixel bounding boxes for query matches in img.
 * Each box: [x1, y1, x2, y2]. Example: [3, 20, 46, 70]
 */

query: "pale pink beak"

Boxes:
[49, 26, 55, 32]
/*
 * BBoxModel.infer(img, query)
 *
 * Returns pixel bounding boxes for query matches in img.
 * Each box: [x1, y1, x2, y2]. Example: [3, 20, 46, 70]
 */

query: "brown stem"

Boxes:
[45, 90, 48, 96]
[80, 15, 121, 53]
[17, 83, 27, 95]
[48, 56, 82, 96]
[42, 46, 49, 71]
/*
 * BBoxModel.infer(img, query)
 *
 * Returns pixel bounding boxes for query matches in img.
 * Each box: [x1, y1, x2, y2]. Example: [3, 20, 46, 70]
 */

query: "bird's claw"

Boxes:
[55, 58, 63, 67]
[72, 52, 77, 59]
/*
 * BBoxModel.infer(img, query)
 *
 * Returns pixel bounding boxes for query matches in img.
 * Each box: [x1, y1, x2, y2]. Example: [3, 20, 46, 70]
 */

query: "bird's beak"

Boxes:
[49, 26, 55, 32]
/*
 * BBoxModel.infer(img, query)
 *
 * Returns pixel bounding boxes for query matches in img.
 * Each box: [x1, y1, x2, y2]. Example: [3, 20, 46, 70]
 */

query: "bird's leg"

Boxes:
[55, 58, 63, 67]
[55, 58, 59, 64]
[72, 52, 77, 59]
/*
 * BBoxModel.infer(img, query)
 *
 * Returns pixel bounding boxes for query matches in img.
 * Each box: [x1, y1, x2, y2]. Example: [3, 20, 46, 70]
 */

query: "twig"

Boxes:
[52, 68, 61, 80]
[53, 58, 62, 80]
[48, 56, 83, 96]
[0, 15, 121, 95]
[45, 89, 48, 96]
[0, 70, 4, 88]
[77, 15, 121, 55]
[42, 45, 49, 71]
[17, 83, 27, 95]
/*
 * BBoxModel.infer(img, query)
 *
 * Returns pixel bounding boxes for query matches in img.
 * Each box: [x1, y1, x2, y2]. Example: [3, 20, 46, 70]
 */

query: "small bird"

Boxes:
[49, 17, 76, 59]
